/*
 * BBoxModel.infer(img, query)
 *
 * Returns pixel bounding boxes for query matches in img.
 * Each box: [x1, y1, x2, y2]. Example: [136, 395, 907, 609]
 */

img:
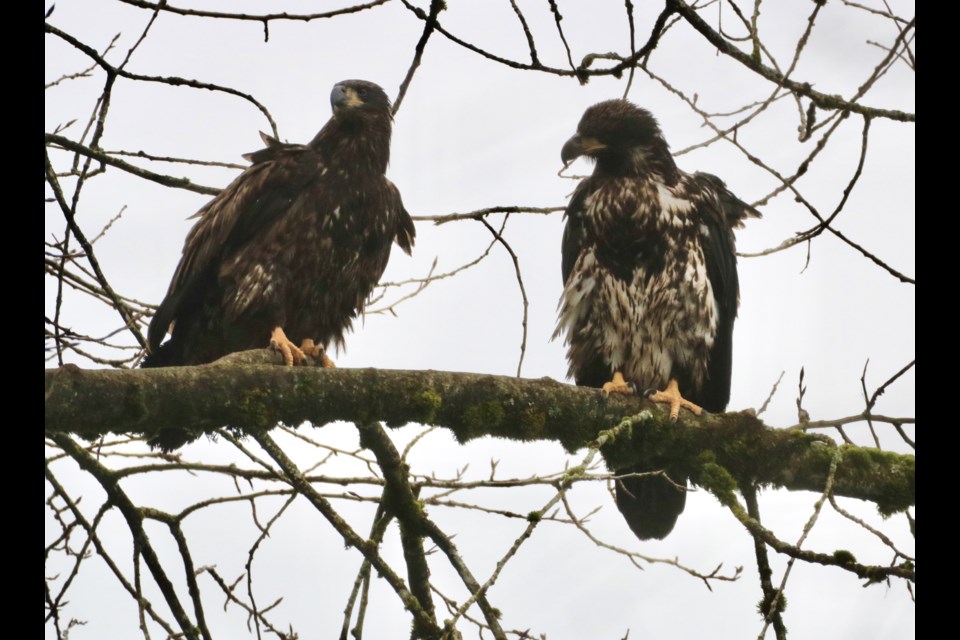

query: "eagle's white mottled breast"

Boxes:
[558, 172, 719, 391]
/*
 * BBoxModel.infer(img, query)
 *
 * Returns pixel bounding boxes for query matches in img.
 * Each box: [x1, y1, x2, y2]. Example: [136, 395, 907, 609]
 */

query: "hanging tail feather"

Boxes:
[614, 466, 688, 540]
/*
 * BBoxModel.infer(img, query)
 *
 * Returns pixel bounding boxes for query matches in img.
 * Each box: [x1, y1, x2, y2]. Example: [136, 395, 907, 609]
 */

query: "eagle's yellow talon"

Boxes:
[300, 339, 336, 368]
[270, 327, 306, 366]
[648, 379, 703, 419]
[601, 371, 634, 396]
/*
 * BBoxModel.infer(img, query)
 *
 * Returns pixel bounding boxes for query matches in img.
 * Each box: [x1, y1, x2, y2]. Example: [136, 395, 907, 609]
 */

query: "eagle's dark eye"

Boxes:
[357, 87, 368, 98]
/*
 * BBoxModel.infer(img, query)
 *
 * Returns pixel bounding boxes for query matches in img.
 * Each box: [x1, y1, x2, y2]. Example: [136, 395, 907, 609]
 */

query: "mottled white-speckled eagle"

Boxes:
[555, 99, 759, 540]
[144, 80, 414, 448]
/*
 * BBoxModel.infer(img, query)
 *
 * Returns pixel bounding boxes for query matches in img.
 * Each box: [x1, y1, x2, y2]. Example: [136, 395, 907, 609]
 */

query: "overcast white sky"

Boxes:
[46, 1, 915, 638]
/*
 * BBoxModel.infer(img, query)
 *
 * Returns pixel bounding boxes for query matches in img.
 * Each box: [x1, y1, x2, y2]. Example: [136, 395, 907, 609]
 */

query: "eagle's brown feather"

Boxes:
[144, 80, 414, 448]
[557, 100, 758, 539]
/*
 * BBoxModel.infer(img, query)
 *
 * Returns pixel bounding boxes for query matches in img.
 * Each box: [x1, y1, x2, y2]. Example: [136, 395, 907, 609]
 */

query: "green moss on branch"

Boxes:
[44, 355, 914, 511]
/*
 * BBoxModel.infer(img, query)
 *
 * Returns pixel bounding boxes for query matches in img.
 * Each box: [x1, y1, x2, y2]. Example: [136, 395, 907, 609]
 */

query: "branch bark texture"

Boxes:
[45, 356, 914, 514]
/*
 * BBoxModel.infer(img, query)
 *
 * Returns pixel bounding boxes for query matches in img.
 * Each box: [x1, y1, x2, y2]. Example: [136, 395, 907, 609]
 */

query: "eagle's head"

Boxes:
[561, 100, 671, 174]
[318, 79, 394, 172]
[331, 80, 392, 118]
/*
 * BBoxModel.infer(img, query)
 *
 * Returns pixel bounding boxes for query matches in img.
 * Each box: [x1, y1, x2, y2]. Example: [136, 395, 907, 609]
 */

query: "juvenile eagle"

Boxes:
[144, 80, 414, 444]
[556, 100, 759, 540]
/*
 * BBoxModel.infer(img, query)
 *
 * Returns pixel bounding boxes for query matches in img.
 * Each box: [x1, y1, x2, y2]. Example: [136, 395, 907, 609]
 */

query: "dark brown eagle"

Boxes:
[144, 80, 414, 446]
[556, 99, 759, 540]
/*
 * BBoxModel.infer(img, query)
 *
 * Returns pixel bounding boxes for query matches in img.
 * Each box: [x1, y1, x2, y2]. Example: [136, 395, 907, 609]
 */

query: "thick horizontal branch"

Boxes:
[44, 357, 914, 513]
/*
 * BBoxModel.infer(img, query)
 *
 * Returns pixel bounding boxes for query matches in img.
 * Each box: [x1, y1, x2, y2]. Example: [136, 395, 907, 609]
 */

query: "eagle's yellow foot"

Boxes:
[270, 326, 306, 366]
[602, 371, 635, 396]
[300, 339, 336, 368]
[648, 379, 702, 420]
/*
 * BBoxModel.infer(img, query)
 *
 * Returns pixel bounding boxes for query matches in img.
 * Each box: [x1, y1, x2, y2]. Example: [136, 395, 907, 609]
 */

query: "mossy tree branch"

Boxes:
[700, 459, 913, 582]
[358, 421, 506, 640]
[45, 354, 914, 517]
[356, 421, 439, 639]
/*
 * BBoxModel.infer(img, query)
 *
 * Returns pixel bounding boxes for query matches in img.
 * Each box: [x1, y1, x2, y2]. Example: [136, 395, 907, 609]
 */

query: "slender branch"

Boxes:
[358, 421, 506, 639]
[479, 216, 529, 377]
[398, 0, 672, 81]
[639, 66, 902, 284]
[47, 133, 221, 195]
[45, 150, 148, 349]
[45, 23, 279, 135]
[622, 0, 637, 97]
[355, 422, 439, 638]
[646, 74, 914, 284]
[250, 432, 442, 637]
[245, 492, 297, 640]
[868, 359, 916, 411]
[828, 496, 914, 563]
[558, 489, 740, 587]
[741, 484, 786, 640]
[393, 0, 444, 115]
[116, 0, 390, 23]
[341, 501, 392, 640]
[47, 433, 201, 638]
[412, 205, 563, 225]
[508, 0, 539, 65]
[759, 453, 840, 638]
[789, 413, 914, 432]
[666, 0, 914, 122]
[547, 1, 578, 76]
[700, 459, 913, 582]
[756, 371, 785, 417]
[202, 568, 292, 638]
[104, 148, 245, 170]
[164, 522, 213, 640]
[842, 0, 910, 25]
[860, 361, 883, 449]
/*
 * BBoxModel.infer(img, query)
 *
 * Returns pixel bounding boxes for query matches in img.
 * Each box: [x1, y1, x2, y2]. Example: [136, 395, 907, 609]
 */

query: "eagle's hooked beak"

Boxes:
[561, 134, 606, 165]
[331, 84, 364, 112]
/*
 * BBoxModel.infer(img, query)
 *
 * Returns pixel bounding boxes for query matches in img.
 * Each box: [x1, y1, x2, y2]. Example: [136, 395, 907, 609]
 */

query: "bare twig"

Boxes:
[741, 484, 786, 640]
[412, 205, 563, 225]
[667, 0, 914, 122]
[48, 434, 202, 638]
[479, 216, 529, 376]
[45, 23, 279, 135]
[251, 432, 442, 637]
[758, 453, 840, 639]
[393, 0, 443, 115]
[509, 0, 540, 65]
[547, 0, 578, 76]
[47, 134, 220, 195]
[46, 150, 148, 349]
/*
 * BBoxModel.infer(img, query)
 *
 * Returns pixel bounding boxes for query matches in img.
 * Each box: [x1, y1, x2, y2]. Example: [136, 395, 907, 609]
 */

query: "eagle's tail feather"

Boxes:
[614, 467, 688, 540]
[141, 338, 179, 368]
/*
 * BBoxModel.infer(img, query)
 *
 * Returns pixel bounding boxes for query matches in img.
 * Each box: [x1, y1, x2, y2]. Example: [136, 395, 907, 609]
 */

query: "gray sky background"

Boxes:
[46, 1, 915, 638]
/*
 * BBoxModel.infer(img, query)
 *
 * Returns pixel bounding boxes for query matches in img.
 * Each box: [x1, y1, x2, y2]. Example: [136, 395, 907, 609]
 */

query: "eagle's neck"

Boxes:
[598, 136, 680, 186]
[309, 114, 392, 175]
